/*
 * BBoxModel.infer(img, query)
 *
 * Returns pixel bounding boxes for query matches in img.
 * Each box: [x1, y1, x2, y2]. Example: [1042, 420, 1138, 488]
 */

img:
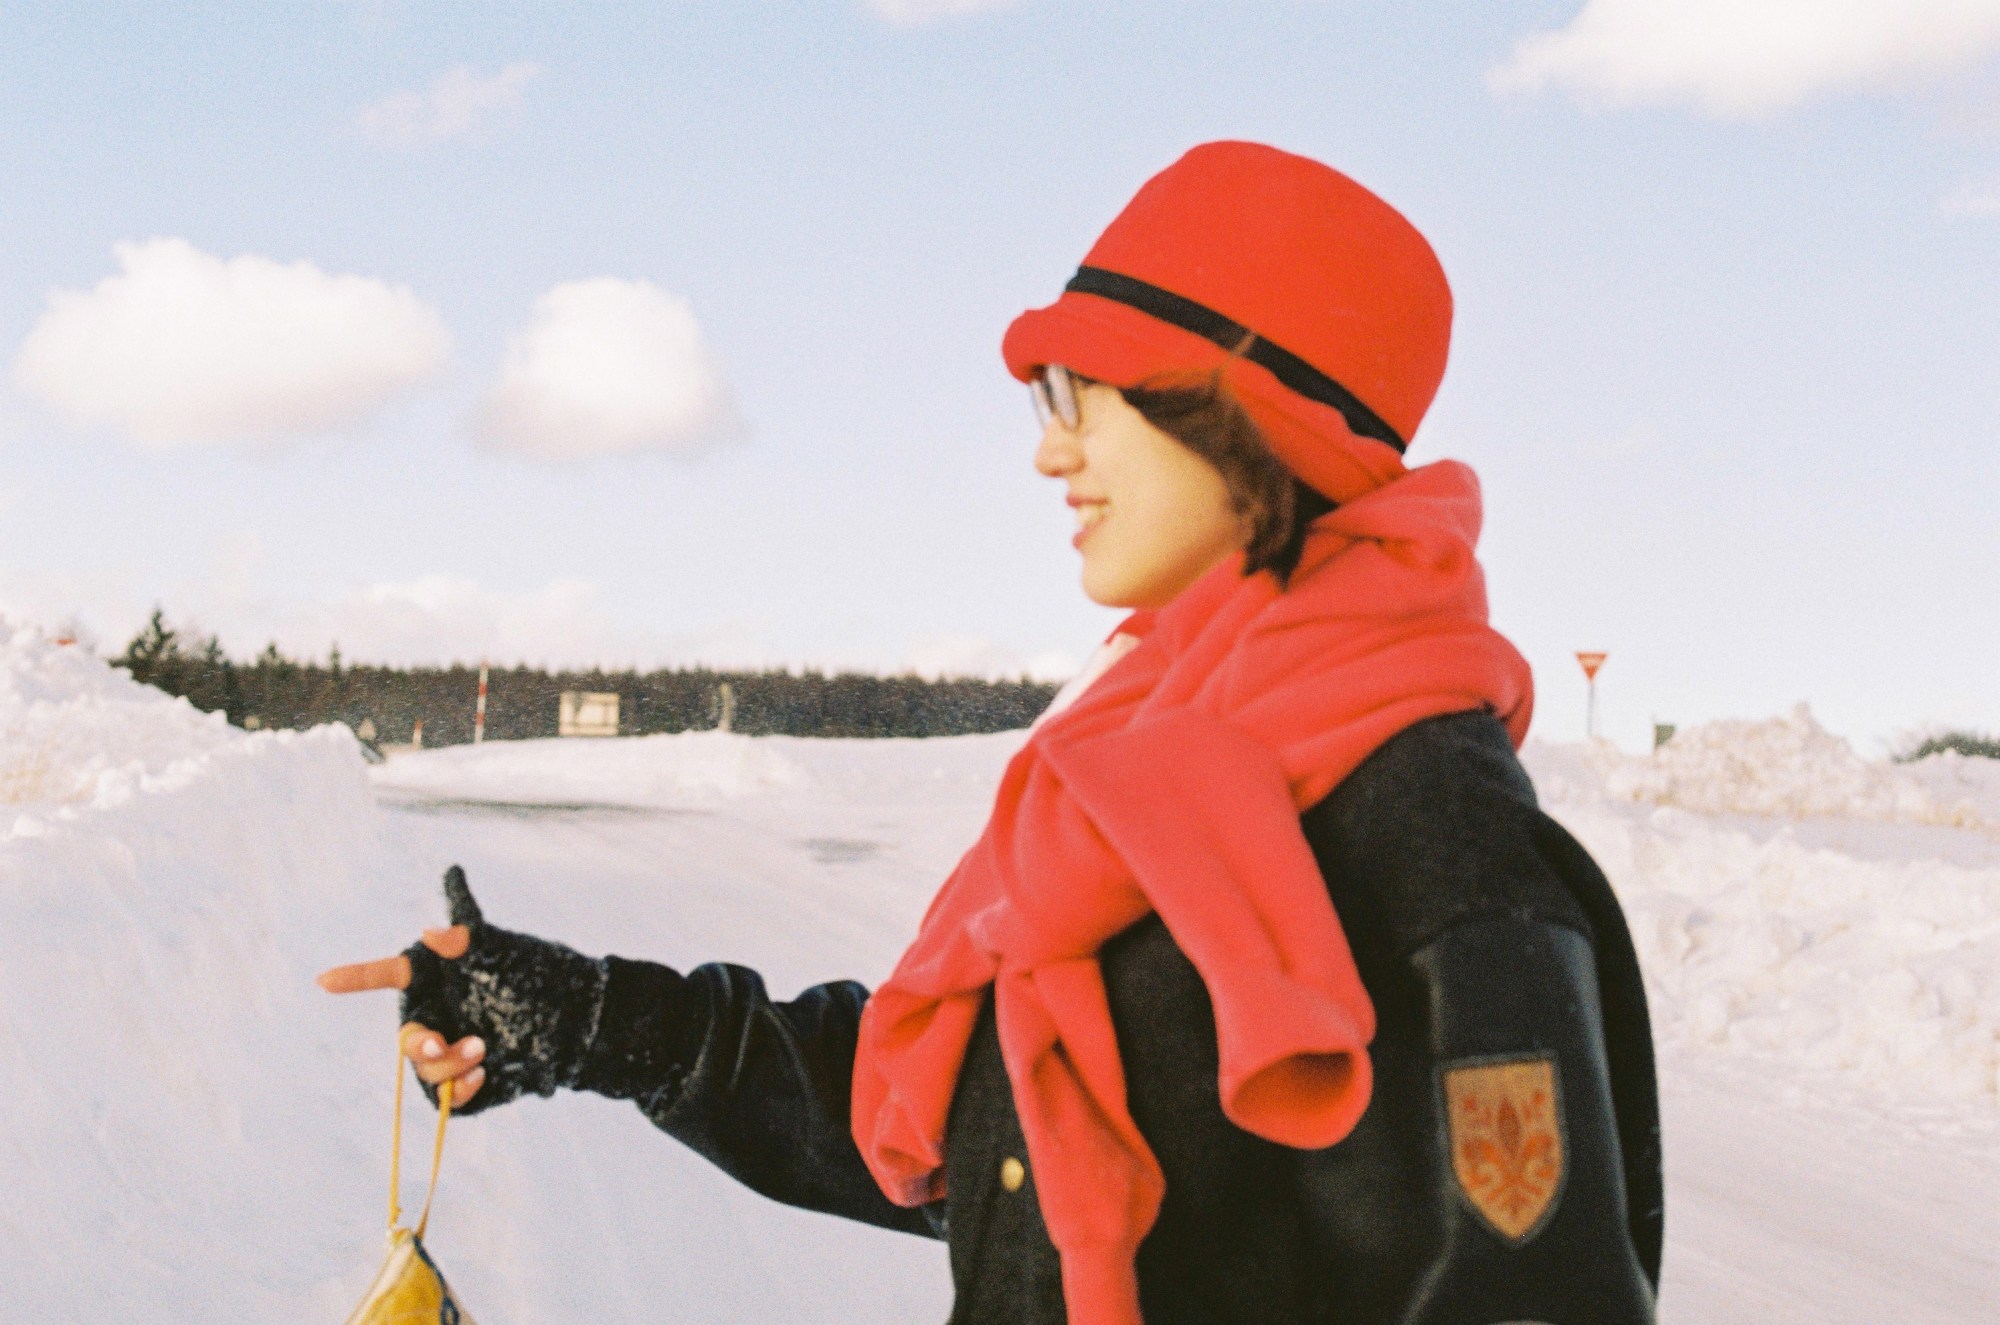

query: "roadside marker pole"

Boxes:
[1575, 652, 1608, 740]
[474, 661, 489, 745]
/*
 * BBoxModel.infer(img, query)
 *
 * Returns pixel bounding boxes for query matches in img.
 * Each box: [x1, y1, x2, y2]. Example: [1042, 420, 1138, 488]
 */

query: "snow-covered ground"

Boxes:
[4, 618, 1997, 1320]
[1526, 711, 2000, 1129]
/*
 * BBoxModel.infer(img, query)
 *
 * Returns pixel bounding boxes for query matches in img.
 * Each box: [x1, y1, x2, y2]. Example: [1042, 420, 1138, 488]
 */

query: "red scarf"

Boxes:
[851, 461, 1533, 1324]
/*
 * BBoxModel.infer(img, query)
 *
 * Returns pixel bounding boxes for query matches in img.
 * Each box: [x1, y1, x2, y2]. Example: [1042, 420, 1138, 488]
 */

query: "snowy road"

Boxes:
[364, 739, 988, 1325]
[1658, 1061, 1997, 1323]
[377, 756, 2000, 1325]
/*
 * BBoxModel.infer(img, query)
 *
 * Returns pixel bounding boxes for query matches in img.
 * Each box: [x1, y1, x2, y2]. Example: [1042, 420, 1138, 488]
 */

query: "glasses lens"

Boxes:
[1045, 365, 1080, 429]
[1030, 376, 1054, 430]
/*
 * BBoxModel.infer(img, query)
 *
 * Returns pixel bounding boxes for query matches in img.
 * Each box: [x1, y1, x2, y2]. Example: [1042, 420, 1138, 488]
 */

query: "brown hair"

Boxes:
[1118, 375, 1335, 588]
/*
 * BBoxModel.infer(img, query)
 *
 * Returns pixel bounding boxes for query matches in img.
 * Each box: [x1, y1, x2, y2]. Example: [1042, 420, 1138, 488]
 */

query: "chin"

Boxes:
[1079, 573, 1134, 609]
[1081, 575, 1165, 611]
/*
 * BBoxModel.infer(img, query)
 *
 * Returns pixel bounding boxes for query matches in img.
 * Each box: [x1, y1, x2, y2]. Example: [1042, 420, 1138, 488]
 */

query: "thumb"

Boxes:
[442, 864, 484, 928]
[420, 925, 471, 959]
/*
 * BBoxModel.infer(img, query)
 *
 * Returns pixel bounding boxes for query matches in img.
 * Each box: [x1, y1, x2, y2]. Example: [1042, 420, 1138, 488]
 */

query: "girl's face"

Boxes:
[1034, 378, 1248, 609]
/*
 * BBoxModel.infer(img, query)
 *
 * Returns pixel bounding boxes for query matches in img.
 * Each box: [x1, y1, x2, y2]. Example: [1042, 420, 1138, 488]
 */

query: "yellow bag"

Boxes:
[343, 1051, 476, 1325]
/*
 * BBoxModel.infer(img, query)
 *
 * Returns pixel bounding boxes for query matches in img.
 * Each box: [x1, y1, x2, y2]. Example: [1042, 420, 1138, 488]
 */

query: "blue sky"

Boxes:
[2, 1, 1997, 748]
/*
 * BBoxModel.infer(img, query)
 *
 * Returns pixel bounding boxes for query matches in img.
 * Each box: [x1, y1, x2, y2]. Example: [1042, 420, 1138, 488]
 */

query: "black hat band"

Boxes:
[1064, 266, 1407, 454]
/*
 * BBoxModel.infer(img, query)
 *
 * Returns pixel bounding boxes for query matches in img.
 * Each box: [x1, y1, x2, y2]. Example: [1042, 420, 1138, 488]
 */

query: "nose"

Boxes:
[1034, 419, 1082, 478]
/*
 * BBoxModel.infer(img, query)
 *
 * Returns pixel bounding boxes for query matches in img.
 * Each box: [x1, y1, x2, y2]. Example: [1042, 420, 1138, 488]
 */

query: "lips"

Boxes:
[1069, 497, 1108, 548]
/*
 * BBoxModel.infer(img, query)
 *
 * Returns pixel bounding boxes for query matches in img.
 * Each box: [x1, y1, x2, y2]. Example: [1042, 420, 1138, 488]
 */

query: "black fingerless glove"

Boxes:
[400, 865, 610, 1116]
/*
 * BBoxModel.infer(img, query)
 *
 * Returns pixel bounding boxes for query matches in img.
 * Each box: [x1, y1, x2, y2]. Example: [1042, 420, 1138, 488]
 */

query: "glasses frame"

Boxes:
[1030, 364, 1082, 432]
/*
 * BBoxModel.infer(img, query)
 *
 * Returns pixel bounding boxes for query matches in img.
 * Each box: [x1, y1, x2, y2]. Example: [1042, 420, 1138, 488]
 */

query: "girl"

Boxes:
[322, 140, 1662, 1325]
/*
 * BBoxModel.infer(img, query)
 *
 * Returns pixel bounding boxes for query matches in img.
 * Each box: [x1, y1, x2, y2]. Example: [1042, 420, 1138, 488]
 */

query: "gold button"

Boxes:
[999, 1157, 1027, 1192]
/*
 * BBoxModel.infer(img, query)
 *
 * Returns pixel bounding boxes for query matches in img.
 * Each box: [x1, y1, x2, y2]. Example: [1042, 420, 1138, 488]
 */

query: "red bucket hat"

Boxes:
[1002, 140, 1453, 503]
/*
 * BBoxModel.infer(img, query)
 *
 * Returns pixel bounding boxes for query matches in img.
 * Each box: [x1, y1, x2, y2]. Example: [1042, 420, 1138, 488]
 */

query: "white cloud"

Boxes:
[357, 62, 541, 147]
[310, 575, 649, 667]
[1939, 178, 2000, 216]
[904, 633, 1077, 682]
[866, 0, 1018, 23]
[9, 238, 450, 447]
[0, 551, 777, 673]
[201, 567, 1080, 679]
[1491, 0, 2000, 118]
[281, 575, 788, 671]
[292, 594, 1079, 680]
[1, 552, 1086, 683]
[473, 277, 742, 461]
[206, 530, 266, 609]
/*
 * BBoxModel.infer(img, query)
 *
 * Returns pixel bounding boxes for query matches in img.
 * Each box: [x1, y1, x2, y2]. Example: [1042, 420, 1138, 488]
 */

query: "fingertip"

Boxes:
[316, 964, 369, 995]
[400, 1022, 439, 1060]
[420, 925, 471, 959]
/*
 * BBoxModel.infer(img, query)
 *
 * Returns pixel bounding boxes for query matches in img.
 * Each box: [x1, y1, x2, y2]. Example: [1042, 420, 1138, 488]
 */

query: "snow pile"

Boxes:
[1526, 719, 2000, 1124]
[370, 728, 806, 808]
[1, 620, 242, 816]
[0, 617, 399, 1318]
[1603, 703, 1991, 828]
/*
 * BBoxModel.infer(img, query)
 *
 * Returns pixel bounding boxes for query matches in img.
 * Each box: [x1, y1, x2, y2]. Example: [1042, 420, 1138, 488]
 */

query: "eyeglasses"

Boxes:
[1029, 364, 1082, 431]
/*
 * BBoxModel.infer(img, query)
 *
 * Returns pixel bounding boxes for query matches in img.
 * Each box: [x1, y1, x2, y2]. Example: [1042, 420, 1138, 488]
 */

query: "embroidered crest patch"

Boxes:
[1443, 1055, 1565, 1243]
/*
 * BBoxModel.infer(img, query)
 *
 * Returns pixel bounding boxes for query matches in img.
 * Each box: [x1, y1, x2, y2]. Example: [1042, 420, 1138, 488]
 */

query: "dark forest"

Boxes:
[113, 611, 1058, 745]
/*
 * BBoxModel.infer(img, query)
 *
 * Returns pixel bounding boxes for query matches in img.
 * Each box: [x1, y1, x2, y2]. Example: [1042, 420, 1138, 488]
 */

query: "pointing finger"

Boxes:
[315, 953, 412, 994]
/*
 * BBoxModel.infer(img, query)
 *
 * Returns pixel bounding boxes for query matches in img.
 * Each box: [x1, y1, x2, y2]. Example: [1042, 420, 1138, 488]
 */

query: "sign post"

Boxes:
[474, 661, 489, 745]
[1575, 652, 1608, 740]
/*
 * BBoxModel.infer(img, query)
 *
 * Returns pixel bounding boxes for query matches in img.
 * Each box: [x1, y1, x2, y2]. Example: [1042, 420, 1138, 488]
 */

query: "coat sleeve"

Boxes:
[571, 955, 945, 1239]
[1292, 709, 1661, 1324]
[1291, 913, 1657, 1324]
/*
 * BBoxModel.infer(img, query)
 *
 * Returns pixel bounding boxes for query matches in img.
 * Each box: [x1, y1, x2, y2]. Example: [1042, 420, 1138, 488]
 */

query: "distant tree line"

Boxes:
[1896, 730, 2000, 763]
[113, 611, 1060, 744]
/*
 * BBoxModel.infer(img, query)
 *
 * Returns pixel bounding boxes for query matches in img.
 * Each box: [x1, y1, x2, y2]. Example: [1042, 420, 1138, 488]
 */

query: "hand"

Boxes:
[318, 865, 608, 1116]
[319, 915, 489, 1106]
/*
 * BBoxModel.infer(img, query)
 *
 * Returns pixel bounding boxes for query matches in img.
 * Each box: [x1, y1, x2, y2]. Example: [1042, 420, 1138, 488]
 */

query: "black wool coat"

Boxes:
[554, 709, 1663, 1325]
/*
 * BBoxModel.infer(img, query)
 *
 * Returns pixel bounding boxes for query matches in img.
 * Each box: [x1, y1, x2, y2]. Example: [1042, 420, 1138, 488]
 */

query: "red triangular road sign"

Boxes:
[1576, 651, 1608, 680]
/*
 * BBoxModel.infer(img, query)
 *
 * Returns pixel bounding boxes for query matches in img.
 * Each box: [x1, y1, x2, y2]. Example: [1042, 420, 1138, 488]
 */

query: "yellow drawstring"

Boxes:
[388, 1035, 454, 1238]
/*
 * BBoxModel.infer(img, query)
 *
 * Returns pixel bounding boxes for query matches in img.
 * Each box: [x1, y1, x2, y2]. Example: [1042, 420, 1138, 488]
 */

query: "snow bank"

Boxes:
[369, 728, 806, 808]
[0, 619, 399, 1318]
[2, 622, 241, 821]
[1602, 703, 1996, 828]
[1526, 713, 2000, 1126]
